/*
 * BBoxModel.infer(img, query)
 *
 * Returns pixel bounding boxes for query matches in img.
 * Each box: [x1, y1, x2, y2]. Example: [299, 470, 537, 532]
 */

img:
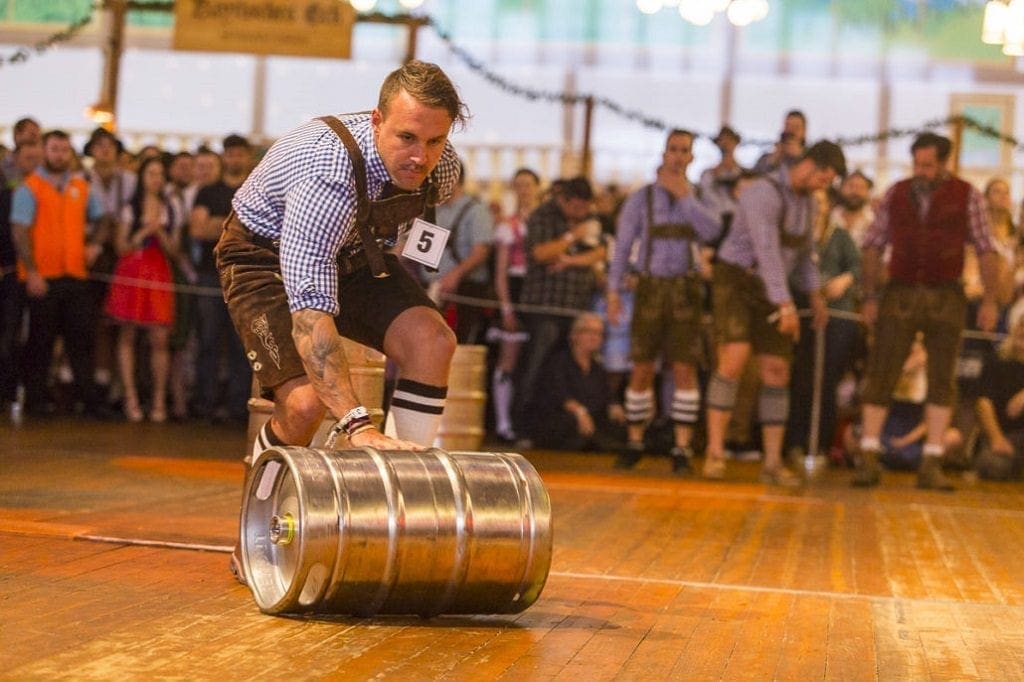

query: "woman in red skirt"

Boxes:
[104, 156, 180, 422]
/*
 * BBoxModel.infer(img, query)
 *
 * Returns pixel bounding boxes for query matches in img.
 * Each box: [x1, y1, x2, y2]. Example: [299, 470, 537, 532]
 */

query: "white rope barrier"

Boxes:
[0, 263, 1013, 341]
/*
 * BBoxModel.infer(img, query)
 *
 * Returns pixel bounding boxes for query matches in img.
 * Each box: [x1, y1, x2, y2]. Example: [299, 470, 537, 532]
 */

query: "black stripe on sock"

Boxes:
[390, 397, 445, 415]
[262, 421, 286, 446]
[395, 378, 448, 399]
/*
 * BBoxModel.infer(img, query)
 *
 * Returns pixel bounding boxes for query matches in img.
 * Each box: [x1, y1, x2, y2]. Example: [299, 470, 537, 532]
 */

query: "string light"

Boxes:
[635, 0, 769, 27]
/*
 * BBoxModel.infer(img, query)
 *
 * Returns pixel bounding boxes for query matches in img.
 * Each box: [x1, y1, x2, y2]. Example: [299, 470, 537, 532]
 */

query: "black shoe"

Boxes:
[615, 442, 643, 469]
[670, 446, 694, 475]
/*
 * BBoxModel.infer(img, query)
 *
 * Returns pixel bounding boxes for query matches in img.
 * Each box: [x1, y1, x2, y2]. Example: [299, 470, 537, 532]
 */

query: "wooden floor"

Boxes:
[2, 417, 1024, 681]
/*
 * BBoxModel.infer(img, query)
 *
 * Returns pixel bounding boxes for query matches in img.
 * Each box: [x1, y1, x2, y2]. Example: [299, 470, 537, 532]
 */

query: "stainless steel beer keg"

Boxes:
[240, 446, 552, 616]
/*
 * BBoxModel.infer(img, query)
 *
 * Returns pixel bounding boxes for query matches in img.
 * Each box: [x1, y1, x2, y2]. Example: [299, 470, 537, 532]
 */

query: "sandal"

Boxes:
[702, 455, 727, 480]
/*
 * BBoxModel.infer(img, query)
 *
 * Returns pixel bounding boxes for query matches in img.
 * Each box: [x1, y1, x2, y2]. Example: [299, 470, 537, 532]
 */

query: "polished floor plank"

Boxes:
[2, 417, 1024, 679]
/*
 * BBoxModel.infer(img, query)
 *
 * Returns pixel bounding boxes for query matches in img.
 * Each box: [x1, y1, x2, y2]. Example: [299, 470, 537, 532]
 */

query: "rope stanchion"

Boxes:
[807, 323, 826, 471]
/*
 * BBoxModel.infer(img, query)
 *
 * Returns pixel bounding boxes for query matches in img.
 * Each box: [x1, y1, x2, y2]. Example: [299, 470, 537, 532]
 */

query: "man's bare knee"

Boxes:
[395, 320, 456, 374]
[272, 380, 325, 442]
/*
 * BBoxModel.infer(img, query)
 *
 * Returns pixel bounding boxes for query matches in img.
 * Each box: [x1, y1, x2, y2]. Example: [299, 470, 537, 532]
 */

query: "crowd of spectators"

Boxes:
[2, 110, 1023, 486]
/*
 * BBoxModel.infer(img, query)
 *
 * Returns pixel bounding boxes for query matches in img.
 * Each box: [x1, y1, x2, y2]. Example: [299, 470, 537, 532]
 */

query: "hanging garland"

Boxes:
[0, 5, 97, 68]
[425, 16, 1024, 152]
[2, 7, 1022, 154]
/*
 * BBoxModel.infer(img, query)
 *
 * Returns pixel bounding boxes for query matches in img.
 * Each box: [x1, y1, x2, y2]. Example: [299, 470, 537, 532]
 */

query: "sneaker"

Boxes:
[917, 457, 955, 491]
[759, 465, 802, 488]
[669, 446, 694, 475]
[229, 544, 247, 586]
[702, 455, 727, 480]
[851, 448, 882, 488]
[615, 442, 644, 469]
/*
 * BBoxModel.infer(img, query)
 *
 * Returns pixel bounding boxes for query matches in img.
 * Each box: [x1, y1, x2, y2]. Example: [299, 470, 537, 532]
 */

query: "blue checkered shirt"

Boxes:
[232, 113, 460, 315]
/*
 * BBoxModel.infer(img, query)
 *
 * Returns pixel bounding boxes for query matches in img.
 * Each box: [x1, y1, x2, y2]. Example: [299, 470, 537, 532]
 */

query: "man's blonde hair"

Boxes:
[378, 60, 469, 131]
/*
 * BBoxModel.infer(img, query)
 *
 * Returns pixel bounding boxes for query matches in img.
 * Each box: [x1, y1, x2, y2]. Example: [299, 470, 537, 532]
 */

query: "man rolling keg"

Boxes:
[216, 61, 467, 581]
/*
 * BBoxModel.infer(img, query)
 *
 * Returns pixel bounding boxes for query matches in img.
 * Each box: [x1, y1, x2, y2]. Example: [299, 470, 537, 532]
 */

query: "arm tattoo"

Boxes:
[291, 309, 358, 415]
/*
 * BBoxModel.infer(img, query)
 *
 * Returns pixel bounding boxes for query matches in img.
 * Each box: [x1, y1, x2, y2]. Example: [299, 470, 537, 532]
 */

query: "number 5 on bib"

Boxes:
[401, 218, 450, 269]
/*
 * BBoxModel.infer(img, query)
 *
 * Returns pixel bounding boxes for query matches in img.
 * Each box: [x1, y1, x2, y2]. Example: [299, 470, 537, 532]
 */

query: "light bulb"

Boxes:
[982, 0, 1008, 44]
[709, 0, 730, 12]
[636, 0, 663, 14]
[349, 0, 377, 12]
[1003, 3, 1024, 54]
[727, 0, 756, 26]
[679, 0, 714, 26]
[750, 0, 769, 22]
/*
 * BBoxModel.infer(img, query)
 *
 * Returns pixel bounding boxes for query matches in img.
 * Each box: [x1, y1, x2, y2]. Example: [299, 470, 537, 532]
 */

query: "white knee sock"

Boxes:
[625, 388, 655, 425]
[250, 420, 286, 466]
[671, 389, 700, 425]
[388, 378, 448, 447]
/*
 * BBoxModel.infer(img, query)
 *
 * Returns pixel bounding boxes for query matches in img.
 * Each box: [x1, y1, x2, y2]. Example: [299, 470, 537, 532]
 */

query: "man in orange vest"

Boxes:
[10, 129, 109, 417]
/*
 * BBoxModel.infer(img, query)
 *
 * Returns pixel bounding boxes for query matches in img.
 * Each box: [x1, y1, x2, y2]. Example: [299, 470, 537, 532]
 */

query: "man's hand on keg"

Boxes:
[349, 427, 424, 451]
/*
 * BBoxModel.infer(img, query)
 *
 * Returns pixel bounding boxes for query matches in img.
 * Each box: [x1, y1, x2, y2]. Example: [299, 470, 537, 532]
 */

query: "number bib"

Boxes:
[401, 217, 450, 269]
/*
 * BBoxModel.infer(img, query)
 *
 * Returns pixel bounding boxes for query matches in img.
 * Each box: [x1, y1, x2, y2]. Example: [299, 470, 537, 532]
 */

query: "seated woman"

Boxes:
[974, 299, 1024, 480]
[527, 312, 625, 452]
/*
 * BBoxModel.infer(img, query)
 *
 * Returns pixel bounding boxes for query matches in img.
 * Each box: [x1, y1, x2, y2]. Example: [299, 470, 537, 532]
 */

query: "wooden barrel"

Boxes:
[240, 446, 552, 616]
[246, 338, 385, 455]
[435, 344, 487, 451]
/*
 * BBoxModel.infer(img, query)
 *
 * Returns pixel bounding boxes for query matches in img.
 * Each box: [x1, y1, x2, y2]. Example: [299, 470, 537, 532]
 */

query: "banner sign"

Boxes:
[173, 0, 356, 59]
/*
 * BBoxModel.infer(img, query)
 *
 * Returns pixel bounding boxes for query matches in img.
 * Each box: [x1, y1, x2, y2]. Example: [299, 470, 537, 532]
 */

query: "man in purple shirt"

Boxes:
[703, 141, 846, 486]
[607, 129, 721, 473]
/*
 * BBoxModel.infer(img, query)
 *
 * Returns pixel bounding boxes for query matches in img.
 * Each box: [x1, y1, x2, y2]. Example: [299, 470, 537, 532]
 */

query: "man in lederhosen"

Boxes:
[702, 140, 846, 487]
[216, 62, 467, 578]
[607, 129, 721, 473]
